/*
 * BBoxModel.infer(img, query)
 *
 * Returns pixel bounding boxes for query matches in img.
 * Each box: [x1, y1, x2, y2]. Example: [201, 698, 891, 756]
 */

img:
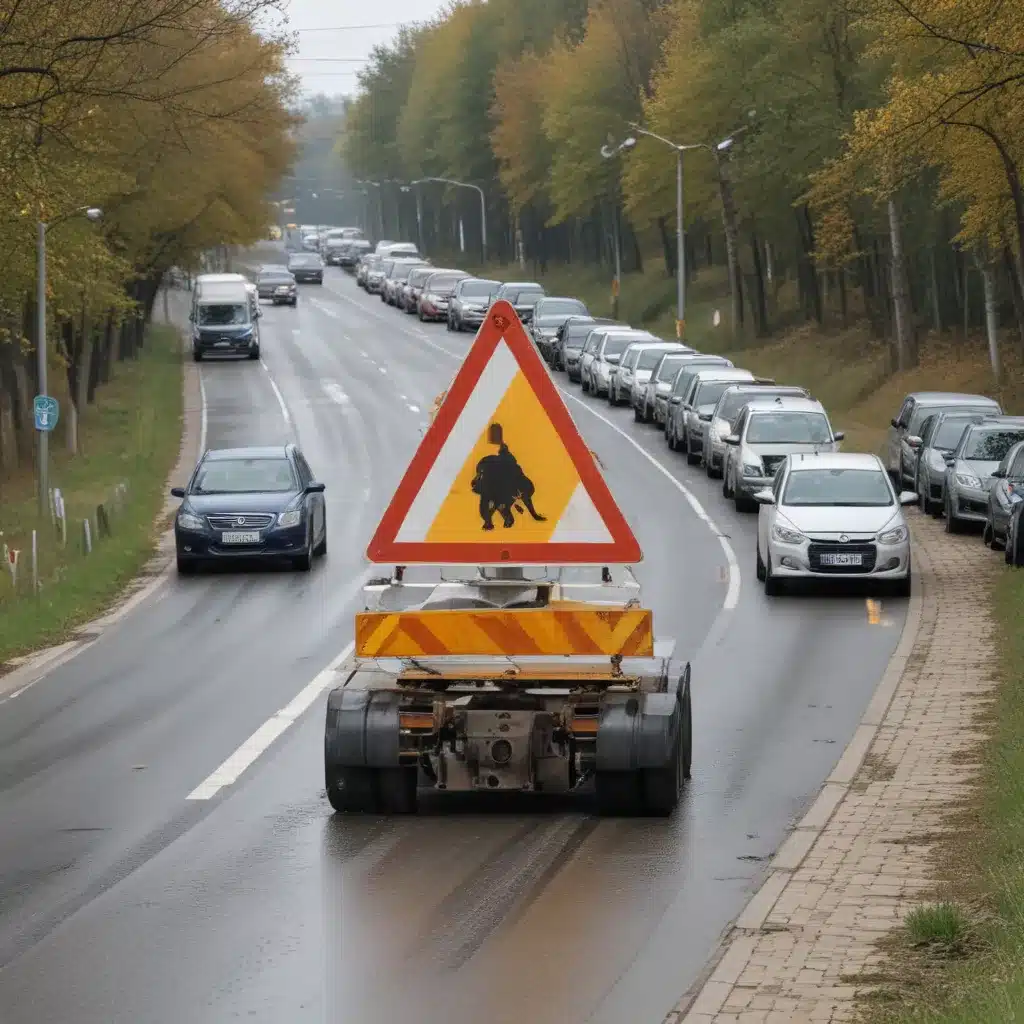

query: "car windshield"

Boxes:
[638, 348, 671, 370]
[509, 289, 544, 303]
[538, 298, 586, 316]
[462, 281, 497, 297]
[391, 263, 420, 280]
[783, 468, 894, 507]
[962, 427, 1024, 460]
[563, 327, 591, 350]
[932, 417, 980, 449]
[602, 337, 633, 358]
[193, 458, 296, 494]
[694, 381, 744, 408]
[289, 255, 319, 267]
[427, 274, 462, 292]
[197, 303, 249, 326]
[259, 272, 290, 282]
[717, 391, 761, 420]
[747, 412, 832, 443]
[656, 356, 688, 382]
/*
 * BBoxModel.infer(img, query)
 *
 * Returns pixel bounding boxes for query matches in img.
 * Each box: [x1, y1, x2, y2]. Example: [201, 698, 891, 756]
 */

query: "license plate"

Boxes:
[215, 340, 231, 347]
[221, 530, 260, 544]
[820, 552, 862, 566]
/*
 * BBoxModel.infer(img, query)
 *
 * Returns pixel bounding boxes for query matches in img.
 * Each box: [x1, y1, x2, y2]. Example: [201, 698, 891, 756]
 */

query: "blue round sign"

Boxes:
[33, 395, 59, 432]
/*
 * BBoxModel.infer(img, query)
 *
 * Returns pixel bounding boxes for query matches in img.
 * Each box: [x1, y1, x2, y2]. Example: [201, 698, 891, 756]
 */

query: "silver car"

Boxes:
[563, 319, 624, 381]
[723, 396, 843, 513]
[586, 330, 659, 397]
[909, 410, 989, 516]
[678, 369, 759, 463]
[614, 341, 684, 406]
[887, 391, 1001, 486]
[662, 356, 736, 437]
[579, 325, 633, 392]
[755, 452, 915, 597]
[984, 440, 1024, 549]
[382, 258, 428, 305]
[943, 418, 1024, 532]
[702, 384, 809, 479]
[645, 352, 723, 425]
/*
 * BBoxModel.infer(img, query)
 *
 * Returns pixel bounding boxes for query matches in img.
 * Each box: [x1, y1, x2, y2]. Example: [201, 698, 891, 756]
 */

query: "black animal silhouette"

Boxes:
[471, 423, 547, 530]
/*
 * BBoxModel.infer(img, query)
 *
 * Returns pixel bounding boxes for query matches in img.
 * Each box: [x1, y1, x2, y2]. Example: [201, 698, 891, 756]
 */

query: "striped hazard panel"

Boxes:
[354, 608, 654, 658]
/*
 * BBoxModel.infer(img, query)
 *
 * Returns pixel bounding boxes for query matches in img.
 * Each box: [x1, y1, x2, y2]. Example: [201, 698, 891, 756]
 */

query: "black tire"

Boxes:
[595, 770, 643, 816]
[642, 720, 684, 816]
[581, 376, 590, 394]
[735, 495, 758, 514]
[945, 498, 966, 534]
[983, 520, 994, 548]
[293, 532, 313, 571]
[890, 571, 912, 598]
[176, 555, 198, 575]
[192, 350, 202, 362]
[248, 348, 260, 360]
[685, 448, 701, 466]
[326, 765, 378, 813]
[314, 522, 327, 556]
[633, 405, 644, 423]
[764, 553, 784, 596]
[756, 543, 766, 581]
[376, 766, 418, 813]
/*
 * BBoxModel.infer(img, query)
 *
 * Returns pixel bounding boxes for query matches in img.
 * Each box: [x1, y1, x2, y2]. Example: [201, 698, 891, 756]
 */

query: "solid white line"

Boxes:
[378, 366, 387, 374]
[197, 369, 208, 454]
[186, 640, 355, 801]
[408, 404, 420, 413]
[260, 359, 292, 425]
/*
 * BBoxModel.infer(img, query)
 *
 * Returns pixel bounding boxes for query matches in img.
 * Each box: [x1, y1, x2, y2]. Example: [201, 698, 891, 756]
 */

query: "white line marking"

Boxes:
[260, 359, 292, 425]
[292, 329, 300, 336]
[186, 640, 355, 801]
[407, 404, 420, 413]
[197, 369, 208, 454]
[322, 380, 350, 405]
[400, 394, 408, 401]
[378, 366, 387, 374]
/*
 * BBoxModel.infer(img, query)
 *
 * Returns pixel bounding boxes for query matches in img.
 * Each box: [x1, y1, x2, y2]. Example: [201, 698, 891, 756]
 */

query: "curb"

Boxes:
[0, 314, 201, 703]
[669, 532, 930, 1022]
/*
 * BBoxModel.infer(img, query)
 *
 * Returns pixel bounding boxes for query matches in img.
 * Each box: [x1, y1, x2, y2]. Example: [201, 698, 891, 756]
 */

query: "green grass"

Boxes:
[0, 324, 184, 666]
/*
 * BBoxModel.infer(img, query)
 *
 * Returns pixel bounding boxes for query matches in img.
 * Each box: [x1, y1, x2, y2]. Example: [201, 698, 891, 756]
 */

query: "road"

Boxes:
[0, 255, 908, 1024]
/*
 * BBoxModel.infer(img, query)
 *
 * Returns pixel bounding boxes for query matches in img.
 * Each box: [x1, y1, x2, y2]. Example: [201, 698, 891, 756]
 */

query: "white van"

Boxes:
[189, 280, 261, 362]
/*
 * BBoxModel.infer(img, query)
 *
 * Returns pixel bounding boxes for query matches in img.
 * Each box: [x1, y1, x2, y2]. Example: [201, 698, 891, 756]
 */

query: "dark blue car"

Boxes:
[171, 444, 327, 573]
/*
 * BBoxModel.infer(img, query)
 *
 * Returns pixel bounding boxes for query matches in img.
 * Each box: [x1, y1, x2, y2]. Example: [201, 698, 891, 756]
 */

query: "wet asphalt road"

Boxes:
[0, 259, 908, 1024]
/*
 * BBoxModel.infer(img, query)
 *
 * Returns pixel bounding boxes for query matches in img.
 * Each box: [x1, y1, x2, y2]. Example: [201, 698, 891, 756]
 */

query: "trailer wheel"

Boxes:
[377, 766, 418, 814]
[326, 765, 378, 813]
[681, 681, 692, 780]
[642, 692, 687, 816]
[595, 771, 643, 816]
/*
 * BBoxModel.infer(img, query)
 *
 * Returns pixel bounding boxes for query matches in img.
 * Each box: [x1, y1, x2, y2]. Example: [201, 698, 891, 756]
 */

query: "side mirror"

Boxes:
[943, 452, 956, 463]
[724, 434, 740, 446]
[905, 435, 921, 448]
[699, 412, 712, 422]
[753, 489, 775, 504]
[306, 481, 326, 493]
[898, 491, 918, 505]
[170, 486, 186, 498]
[992, 468, 1006, 478]
[670, 396, 682, 405]
[891, 418, 900, 428]
[253, 309, 262, 318]
[833, 431, 845, 442]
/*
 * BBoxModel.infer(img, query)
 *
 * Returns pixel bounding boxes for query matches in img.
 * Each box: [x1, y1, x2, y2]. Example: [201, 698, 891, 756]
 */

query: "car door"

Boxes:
[889, 397, 915, 474]
[758, 458, 786, 557]
[293, 452, 320, 540]
[725, 407, 749, 486]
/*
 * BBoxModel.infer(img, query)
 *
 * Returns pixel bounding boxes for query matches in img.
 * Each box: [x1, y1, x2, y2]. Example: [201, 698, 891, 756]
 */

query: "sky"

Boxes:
[278, 0, 451, 98]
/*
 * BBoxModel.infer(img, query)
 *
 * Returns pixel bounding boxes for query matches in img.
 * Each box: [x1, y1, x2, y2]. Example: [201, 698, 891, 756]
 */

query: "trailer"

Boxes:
[324, 566, 691, 816]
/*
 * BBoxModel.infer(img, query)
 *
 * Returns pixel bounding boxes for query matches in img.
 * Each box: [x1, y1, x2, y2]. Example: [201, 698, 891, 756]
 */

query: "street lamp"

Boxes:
[36, 205, 103, 515]
[599, 137, 637, 318]
[411, 177, 487, 264]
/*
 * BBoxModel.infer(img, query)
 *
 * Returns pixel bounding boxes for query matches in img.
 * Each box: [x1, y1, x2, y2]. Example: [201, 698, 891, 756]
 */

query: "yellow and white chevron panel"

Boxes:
[354, 608, 654, 658]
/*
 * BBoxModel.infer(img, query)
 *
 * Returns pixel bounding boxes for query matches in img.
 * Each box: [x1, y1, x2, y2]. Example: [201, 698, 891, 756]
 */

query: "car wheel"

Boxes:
[581, 376, 590, 394]
[293, 531, 313, 571]
[764, 553, 784, 596]
[983, 519, 994, 548]
[756, 543, 766, 582]
[633, 405, 643, 423]
[248, 348, 260, 360]
[192, 349, 202, 362]
[685, 445, 701, 466]
[945, 497, 965, 534]
[314, 519, 328, 557]
[735, 494, 758, 514]
[890, 570, 912, 598]
[706, 456, 721, 480]
[176, 555, 198, 575]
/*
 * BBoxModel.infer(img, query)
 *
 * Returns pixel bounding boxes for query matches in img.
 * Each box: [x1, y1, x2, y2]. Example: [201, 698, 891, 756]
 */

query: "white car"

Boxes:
[754, 452, 916, 597]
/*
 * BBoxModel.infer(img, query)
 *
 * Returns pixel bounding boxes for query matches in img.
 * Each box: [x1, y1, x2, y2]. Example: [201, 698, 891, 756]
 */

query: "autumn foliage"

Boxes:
[0, 0, 295, 469]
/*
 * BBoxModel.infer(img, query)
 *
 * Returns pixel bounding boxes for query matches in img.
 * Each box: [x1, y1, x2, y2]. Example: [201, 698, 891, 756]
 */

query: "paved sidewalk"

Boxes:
[667, 511, 997, 1023]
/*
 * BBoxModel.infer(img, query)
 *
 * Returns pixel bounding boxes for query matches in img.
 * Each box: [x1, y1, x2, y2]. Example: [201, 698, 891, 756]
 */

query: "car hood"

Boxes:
[195, 323, 253, 334]
[778, 505, 901, 536]
[957, 458, 1000, 486]
[185, 491, 300, 515]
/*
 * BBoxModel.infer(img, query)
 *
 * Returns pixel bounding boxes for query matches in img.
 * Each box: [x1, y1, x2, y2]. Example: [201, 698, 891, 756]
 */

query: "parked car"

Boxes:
[254, 266, 297, 306]
[676, 369, 761, 462]
[558, 317, 621, 377]
[402, 264, 440, 313]
[189, 280, 261, 362]
[530, 297, 589, 361]
[612, 341, 683, 406]
[585, 330, 661, 397]
[338, 238, 371, 269]
[171, 444, 327, 573]
[887, 391, 1001, 486]
[365, 257, 396, 294]
[579, 325, 637, 392]
[754, 452, 915, 597]
[418, 270, 470, 322]
[660, 356, 737, 433]
[448, 277, 501, 330]
[649, 353, 731, 426]
[495, 282, 546, 323]
[701, 383, 809, 478]
[382, 258, 428, 305]
[287, 252, 324, 284]
[356, 254, 379, 288]
[909, 410, 990, 516]
[723, 396, 842, 512]
[984, 439, 1024, 549]
[943, 417, 1024, 533]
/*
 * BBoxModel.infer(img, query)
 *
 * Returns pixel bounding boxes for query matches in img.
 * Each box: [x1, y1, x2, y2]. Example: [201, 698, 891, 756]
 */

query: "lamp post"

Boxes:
[411, 177, 487, 264]
[36, 205, 103, 515]
[599, 137, 637, 320]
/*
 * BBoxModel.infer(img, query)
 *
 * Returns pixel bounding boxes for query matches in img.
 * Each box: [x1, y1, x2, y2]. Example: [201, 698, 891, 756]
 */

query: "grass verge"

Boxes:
[0, 323, 183, 666]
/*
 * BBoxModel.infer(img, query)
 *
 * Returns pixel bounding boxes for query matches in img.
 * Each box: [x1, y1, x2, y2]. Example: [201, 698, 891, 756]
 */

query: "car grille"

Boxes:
[762, 455, 787, 476]
[207, 513, 275, 530]
[808, 543, 877, 573]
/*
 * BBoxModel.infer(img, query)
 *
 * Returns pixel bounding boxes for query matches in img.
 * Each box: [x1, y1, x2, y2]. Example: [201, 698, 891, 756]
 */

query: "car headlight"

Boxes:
[771, 524, 804, 544]
[277, 509, 302, 528]
[956, 473, 981, 489]
[177, 511, 205, 531]
[878, 525, 908, 544]
[742, 462, 762, 477]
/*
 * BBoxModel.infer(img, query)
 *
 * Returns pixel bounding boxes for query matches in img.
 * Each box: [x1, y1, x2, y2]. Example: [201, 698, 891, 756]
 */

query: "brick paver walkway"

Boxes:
[667, 511, 997, 1023]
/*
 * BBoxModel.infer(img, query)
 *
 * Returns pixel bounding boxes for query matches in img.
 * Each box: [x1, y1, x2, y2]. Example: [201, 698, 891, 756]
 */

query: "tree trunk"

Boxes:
[715, 152, 744, 337]
[749, 230, 769, 336]
[1002, 245, 1024, 347]
[977, 256, 1001, 382]
[887, 196, 917, 370]
[657, 216, 676, 276]
[928, 247, 943, 333]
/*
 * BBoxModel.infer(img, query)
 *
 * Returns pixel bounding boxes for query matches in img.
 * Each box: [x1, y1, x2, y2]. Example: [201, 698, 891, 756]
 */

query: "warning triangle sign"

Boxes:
[366, 300, 642, 565]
